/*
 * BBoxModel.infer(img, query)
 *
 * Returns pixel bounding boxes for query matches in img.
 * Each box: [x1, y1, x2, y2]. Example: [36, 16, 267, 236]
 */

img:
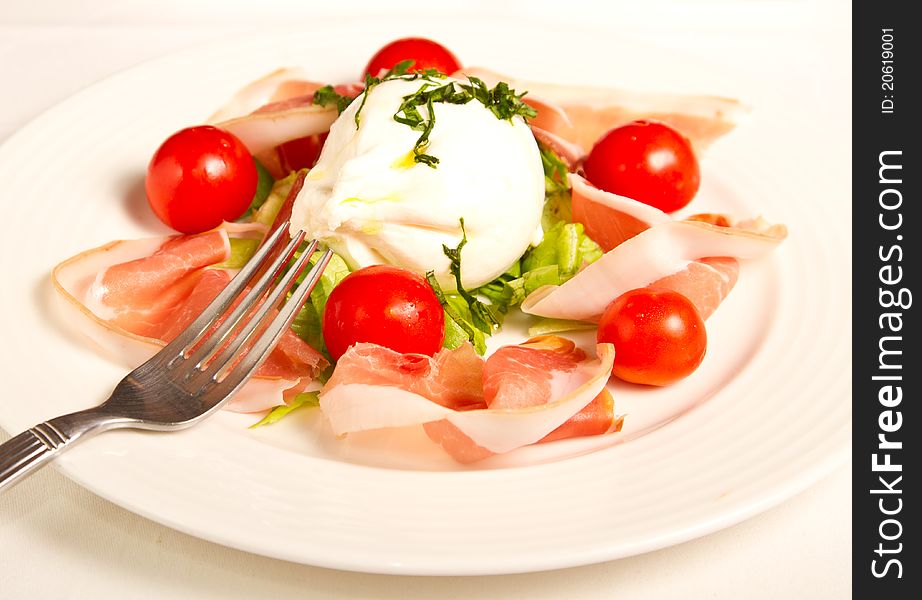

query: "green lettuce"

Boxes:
[238, 159, 275, 220]
[213, 237, 260, 269]
[254, 169, 305, 226]
[289, 248, 352, 359]
[249, 391, 320, 428]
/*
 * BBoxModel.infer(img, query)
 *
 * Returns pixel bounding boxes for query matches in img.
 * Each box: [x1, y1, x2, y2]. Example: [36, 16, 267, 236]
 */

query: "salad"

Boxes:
[52, 37, 786, 463]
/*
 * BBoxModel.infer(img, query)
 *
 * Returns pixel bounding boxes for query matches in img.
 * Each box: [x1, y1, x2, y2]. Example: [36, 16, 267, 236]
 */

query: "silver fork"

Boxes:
[0, 221, 331, 492]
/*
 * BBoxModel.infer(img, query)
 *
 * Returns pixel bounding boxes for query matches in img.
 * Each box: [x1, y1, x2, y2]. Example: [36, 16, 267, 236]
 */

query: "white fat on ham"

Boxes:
[570, 173, 670, 229]
[320, 344, 614, 455]
[456, 67, 746, 151]
[208, 67, 316, 122]
[521, 219, 787, 322]
[216, 105, 337, 156]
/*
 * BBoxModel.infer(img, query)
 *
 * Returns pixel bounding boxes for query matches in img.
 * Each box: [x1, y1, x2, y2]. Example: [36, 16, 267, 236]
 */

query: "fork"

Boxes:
[0, 221, 331, 492]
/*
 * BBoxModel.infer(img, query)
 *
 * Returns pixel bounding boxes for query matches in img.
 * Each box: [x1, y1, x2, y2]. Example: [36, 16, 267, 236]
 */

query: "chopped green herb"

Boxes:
[426, 272, 488, 355]
[458, 77, 537, 121]
[441, 220, 501, 333]
[352, 63, 535, 168]
[312, 85, 353, 114]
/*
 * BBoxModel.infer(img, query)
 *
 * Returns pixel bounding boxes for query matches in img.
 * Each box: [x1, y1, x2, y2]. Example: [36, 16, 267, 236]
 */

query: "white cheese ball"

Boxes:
[290, 77, 545, 289]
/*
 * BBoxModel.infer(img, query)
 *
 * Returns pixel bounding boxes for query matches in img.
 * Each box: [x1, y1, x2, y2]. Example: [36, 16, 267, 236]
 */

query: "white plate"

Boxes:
[0, 22, 849, 575]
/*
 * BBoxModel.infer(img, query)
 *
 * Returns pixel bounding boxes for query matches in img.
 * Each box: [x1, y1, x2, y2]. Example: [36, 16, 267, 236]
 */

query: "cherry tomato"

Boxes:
[363, 37, 462, 78]
[597, 288, 706, 386]
[323, 265, 445, 361]
[583, 120, 700, 213]
[146, 126, 258, 234]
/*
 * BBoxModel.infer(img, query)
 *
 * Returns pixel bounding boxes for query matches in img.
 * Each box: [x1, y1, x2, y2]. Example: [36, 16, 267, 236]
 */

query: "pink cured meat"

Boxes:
[455, 67, 746, 153]
[156, 269, 327, 383]
[424, 388, 623, 463]
[89, 231, 230, 338]
[650, 257, 739, 320]
[157, 268, 232, 342]
[320, 337, 619, 463]
[324, 342, 485, 411]
[569, 173, 670, 251]
[566, 174, 741, 319]
[483, 337, 586, 409]
[52, 226, 328, 413]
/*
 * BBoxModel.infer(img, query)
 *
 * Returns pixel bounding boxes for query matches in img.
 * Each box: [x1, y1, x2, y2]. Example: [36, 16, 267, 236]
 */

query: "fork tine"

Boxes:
[190, 236, 318, 382]
[212, 248, 334, 395]
[153, 221, 294, 365]
[181, 232, 311, 374]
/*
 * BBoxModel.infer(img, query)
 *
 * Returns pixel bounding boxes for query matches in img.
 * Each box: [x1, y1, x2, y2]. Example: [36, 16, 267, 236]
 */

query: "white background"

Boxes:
[1, 1, 851, 598]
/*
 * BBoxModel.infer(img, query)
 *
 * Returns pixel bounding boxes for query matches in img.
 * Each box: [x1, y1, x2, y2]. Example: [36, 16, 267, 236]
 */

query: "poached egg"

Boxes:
[289, 77, 545, 289]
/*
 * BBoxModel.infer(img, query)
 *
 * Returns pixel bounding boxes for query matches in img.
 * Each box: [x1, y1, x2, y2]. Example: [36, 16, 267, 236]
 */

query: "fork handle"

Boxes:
[0, 409, 115, 492]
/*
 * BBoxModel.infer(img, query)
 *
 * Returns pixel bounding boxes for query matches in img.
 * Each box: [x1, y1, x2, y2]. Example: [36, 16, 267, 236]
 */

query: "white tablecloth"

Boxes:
[1, 1, 851, 598]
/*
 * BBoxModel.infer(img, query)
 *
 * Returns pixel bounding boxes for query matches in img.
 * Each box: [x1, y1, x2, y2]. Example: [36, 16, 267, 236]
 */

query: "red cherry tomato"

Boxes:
[597, 288, 707, 386]
[363, 37, 462, 78]
[583, 120, 700, 213]
[323, 265, 445, 361]
[146, 126, 257, 234]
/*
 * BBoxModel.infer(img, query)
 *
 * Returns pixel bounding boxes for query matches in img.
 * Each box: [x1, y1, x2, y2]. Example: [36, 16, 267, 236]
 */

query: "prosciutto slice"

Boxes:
[208, 70, 362, 161]
[52, 224, 328, 412]
[208, 68, 318, 122]
[569, 173, 670, 251]
[455, 67, 746, 152]
[319, 337, 617, 461]
[521, 219, 786, 322]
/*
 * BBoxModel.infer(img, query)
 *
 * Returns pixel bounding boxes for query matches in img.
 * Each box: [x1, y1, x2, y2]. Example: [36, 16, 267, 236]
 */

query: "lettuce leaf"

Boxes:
[238, 158, 275, 220]
[254, 170, 305, 226]
[213, 237, 260, 269]
[249, 391, 320, 428]
[289, 248, 352, 359]
[426, 272, 488, 354]
[528, 318, 597, 337]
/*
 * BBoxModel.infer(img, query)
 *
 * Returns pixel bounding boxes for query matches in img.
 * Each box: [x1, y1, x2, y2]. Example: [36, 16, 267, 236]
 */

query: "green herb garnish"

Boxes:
[458, 77, 537, 121]
[352, 61, 536, 168]
[312, 85, 353, 114]
[441, 219, 501, 333]
[424, 219, 503, 354]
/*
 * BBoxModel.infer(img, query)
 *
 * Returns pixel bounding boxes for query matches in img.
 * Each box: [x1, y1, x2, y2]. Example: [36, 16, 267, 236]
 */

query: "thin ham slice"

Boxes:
[569, 173, 670, 251]
[154, 268, 326, 390]
[483, 335, 586, 409]
[521, 219, 787, 322]
[216, 105, 338, 157]
[565, 174, 751, 319]
[650, 257, 739, 320]
[207, 68, 317, 122]
[323, 342, 485, 411]
[319, 337, 617, 461]
[455, 67, 745, 152]
[209, 71, 362, 163]
[52, 224, 328, 413]
[86, 230, 230, 338]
